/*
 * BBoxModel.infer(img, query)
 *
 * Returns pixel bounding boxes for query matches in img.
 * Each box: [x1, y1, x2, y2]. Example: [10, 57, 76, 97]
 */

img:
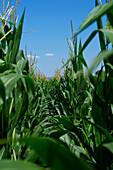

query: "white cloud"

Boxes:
[27, 55, 40, 59]
[45, 53, 55, 56]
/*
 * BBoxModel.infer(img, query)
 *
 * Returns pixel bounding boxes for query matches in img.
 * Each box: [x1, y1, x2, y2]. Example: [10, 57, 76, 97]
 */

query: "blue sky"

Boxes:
[7, 0, 108, 77]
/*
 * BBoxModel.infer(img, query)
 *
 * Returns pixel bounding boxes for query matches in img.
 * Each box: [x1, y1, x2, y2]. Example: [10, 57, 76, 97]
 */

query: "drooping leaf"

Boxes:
[103, 142, 113, 154]
[77, 2, 113, 34]
[79, 29, 113, 55]
[87, 49, 113, 74]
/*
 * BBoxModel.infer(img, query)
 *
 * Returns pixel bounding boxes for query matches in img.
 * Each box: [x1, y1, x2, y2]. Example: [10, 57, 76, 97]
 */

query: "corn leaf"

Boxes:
[0, 160, 42, 170]
[0, 79, 5, 102]
[103, 142, 113, 154]
[79, 29, 113, 55]
[10, 9, 25, 64]
[95, 0, 106, 51]
[20, 137, 93, 170]
[77, 2, 113, 34]
[1, 73, 22, 98]
[87, 49, 113, 73]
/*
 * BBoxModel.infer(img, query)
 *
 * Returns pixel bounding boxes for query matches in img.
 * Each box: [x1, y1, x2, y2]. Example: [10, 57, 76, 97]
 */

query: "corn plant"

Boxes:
[13, 0, 113, 169]
[0, 1, 94, 170]
[20, 1, 113, 169]
[2, 0, 113, 169]
[54, 0, 113, 169]
[0, 0, 35, 161]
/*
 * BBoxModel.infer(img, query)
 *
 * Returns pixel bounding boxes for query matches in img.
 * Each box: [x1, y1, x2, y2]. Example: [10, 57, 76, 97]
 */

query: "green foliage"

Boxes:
[20, 137, 92, 170]
[0, 160, 42, 170]
[1, 0, 113, 170]
[77, 1, 113, 34]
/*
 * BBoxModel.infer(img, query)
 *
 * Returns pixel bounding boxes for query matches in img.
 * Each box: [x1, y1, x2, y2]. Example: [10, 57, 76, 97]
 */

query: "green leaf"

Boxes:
[79, 31, 97, 55]
[77, 2, 113, 34]
[82, 118, 113, 142]
[56, 117, 93, 156]
[95, 0, 106, 52]
[4, 25, 14, 46]
[100, 29, 113, 45]
[0, 79, 5, 102]
[106, 6, 113, 28]
[20, 137, 93, 170]
[2, 19, 15, 27]
[11, 9, 25, 64]
[60, 54, 87, 70]
[79, 29, 113, 55]
[106, 63, 113, 70]
[0, 146, 5, 160]
[1, 73, 22, 98]
[0, 160, 42, 170]
[0, 59, 5, 64]
[23, 76, 35, 95]
[87, 49, 113, 74]
[5, 40, 13, 63]
[0, 31, 6, 50]
[13, 59, 28, 74]
[9, 90, 28, 137]
[16, 50, 25, 63]
[0, 70, 34, 99]
[103, 142, 113, 154]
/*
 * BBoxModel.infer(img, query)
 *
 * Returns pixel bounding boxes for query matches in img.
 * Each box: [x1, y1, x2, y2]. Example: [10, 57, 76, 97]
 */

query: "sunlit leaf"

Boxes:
[87, 49, 113, 74]
[103, 142, 113, 154]
[77, 2, 113, 34]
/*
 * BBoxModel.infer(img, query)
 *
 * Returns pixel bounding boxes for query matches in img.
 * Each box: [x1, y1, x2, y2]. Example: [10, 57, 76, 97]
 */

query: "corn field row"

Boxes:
[0, 0, 113, 169]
